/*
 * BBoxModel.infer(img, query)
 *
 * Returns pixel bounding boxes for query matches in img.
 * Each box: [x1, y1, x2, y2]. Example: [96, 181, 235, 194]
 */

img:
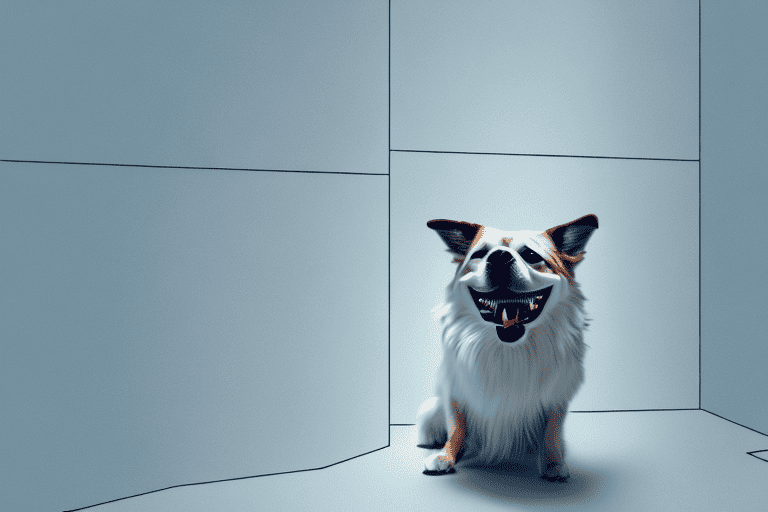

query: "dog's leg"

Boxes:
[423, 398, 465, 475]
[541, 405, 570, 482]
[416, 397, 447, 448]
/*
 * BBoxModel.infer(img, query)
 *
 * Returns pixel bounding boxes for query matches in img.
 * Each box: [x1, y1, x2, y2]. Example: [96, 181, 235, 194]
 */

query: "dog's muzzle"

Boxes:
[468, 249, 553, 343]
[468, 286, 552, 343]
[469, 285, 551, 324]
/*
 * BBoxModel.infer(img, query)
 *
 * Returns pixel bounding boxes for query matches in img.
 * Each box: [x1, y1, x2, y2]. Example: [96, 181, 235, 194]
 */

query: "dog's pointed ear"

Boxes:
[427, 219, 484, 257]
[545, 214, 598, 257]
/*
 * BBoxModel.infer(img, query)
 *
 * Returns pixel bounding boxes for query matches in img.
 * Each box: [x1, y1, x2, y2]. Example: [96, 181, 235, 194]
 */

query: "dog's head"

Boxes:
[428, 215, 598, 344]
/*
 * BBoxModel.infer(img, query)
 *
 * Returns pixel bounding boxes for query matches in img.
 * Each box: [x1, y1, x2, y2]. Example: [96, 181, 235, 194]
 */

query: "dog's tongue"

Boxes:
[501, 307, 521, 328]
[496, 324, 525, 343]
[495, 306, 526, 343]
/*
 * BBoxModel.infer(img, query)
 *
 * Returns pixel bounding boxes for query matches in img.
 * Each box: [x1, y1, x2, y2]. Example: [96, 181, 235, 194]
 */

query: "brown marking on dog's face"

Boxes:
[457, 226, 486, 276]
[541, 245, 575, 278]
[541, 214, 598, 281]
[501, 237, 513, 247]
[532, 258, 556, 275]
[469, 227, 486, 252]
[540, 237, 583, 283]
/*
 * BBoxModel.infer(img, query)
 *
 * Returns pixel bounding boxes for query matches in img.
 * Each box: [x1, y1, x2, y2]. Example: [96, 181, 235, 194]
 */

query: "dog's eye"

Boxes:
[520, 247, 544, 264]
[470, 247, 489, 260]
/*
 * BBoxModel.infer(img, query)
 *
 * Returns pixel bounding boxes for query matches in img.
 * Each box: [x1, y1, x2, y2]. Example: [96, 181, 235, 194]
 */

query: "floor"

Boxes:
[81, 410, 767, 512]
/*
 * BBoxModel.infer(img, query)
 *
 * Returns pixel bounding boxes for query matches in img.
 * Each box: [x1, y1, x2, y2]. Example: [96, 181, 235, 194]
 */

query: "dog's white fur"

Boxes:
[417, 217, 597, 480]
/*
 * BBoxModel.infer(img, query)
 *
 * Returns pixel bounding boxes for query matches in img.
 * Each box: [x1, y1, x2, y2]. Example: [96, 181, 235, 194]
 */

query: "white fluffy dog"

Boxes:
[417, 215, 597, 482]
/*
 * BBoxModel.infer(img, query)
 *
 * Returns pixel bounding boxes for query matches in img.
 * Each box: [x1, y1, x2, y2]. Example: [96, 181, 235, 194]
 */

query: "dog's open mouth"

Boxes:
[468, 286, 552, 343]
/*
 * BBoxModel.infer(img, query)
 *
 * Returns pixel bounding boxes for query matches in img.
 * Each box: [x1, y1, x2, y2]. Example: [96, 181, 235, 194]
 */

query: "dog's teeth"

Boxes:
[502, 308, 508, 322]
[478, 297, 497, 312]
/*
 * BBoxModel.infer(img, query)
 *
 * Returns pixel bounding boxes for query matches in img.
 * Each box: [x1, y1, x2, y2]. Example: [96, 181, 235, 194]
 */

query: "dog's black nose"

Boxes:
[486, 249, 514, 287]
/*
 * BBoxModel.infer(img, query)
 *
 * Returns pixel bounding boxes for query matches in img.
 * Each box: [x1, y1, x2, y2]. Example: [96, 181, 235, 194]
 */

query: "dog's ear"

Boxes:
[427, 219, 483, 257]
[545, 214, 598, 257]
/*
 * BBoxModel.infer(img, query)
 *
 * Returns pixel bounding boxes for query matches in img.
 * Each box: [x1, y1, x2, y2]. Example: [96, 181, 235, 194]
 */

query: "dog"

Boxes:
[416, 214, 597, 481]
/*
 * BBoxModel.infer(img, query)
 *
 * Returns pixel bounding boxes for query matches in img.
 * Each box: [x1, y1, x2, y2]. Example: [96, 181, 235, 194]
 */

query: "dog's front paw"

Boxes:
[423, 451, 456, 475]
[541, 462, 570, 482]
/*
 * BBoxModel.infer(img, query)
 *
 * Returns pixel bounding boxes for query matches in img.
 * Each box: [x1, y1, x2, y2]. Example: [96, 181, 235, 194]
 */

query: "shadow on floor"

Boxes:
[447, 461, 608, 508]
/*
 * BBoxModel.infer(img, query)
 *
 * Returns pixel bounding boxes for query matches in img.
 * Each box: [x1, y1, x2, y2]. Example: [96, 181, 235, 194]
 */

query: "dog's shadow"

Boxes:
[448, 460, 607, 507]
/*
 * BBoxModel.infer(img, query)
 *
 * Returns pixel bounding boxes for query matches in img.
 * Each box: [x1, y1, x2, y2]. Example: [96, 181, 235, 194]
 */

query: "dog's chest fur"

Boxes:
[435, 287, 586, 465]
[421, 215, 597, 474]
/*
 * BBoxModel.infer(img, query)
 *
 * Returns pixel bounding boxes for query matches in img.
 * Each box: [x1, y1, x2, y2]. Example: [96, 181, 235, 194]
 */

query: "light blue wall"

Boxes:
[390, 0, 700, 423]
[391, 0, 699, 160]
[0, 2, 388, 511]
[701, 1, 768, 435]
[1, 165, 389, 511]
[0, 1, 728, 510]
[0, 1, 388, 174]
[391, 153, 699, 423]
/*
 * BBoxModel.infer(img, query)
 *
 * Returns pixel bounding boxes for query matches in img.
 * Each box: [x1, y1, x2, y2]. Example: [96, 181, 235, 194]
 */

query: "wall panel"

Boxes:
[0, 163, 388, 511]
[0, 1, 388, 174]
[391, 0, 698, 160]
[701, 0, 768, 435]
[390, 152, 699, 423]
